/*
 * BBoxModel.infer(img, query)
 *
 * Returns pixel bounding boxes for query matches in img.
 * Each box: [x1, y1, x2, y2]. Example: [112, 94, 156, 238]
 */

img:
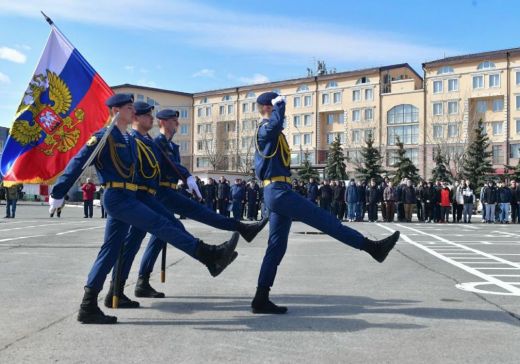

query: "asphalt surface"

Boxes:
[0, 204, 519, 363]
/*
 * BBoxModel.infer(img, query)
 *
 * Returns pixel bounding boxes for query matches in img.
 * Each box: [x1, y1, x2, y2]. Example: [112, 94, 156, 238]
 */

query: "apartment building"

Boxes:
[111, 46, 520, 180]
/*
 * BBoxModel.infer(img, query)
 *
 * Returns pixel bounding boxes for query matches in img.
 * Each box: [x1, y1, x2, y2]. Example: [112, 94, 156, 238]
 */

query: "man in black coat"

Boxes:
[365, 179, 381, 222]
[217, 176, 231, 217]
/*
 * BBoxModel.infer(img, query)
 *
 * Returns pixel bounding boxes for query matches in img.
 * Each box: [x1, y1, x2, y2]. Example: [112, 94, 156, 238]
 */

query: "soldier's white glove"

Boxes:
[271, 95, 286, 105]
[49, 196, 64, 210]
[186, 176, 202, 199]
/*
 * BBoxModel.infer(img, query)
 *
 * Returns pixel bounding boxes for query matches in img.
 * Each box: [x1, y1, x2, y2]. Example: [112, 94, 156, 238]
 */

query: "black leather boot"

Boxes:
[196, 232, 239, 277]
[135, 275, 165, 298]
[104, 281, 140, 308]
[364, 231, 400, 263]
[251, 286, 287, 314]
[77, 287, 117, 324]
[237, 218, 269, 242]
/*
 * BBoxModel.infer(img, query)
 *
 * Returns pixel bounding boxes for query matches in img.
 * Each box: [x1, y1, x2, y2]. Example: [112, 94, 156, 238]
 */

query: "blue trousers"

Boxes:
[485, 203, 496, 222]
[499, 203, 510, 222]
[259, 182, 366, 288]
[232, 199, 242, 221]
[5, 199, 17, 217]
[85, 189, 198, 292]
[138, 188, 239, 277]
[347, 202, 356, 220]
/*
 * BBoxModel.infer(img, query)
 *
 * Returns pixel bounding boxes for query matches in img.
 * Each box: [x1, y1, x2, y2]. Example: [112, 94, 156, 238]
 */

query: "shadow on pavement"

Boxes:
[116, 293, 520, 331]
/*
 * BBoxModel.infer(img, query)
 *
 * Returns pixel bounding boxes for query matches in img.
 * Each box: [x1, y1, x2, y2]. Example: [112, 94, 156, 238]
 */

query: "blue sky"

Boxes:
[0, 0, 518, 127]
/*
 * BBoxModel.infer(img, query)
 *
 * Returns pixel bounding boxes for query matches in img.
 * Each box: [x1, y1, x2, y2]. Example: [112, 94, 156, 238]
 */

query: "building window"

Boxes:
[387, 125, 419, 145]
[304, 95, 312, 107]
[219, 105, 225, 115]
[242, 103, 249, 113]
[473, 75, 484, 89]
[433, 125, 443, 139]
[179, 141, 189, 152]
[326, 81, 338, 88]
[246, 91, 255, 99]
[516, 72, 520, 85]
[242, 120, 250, 130]
[476, 100, 487, 113]
[516, 95, 520, 110]
[387, 148, 418, 166]
[196, 157, 210, 168]
[437, 66, 454, 75]
[448, 101, 458, 114]
[448, 78, 459, 92]
[516, 119, 520, 134]
[179, 108, 188, 119]
[222, 95, 231, 101]
[205, 107, 211, 116]
[136, 94, 144, 101]
[241, 136, 253, 149]
[387, 104, 419, 124]
[352, 109, 361, 122]
[510, 144, 520, 158]
[200, 97, 208, 104]
[433, 80, 443, 93]
[356, 77, 370, 84]
[333, 92, 341, 104]
[492, 121, 503, 135]
[304, 133, 312, 145]
[327, 114, 334, 124]
[224, 122, 235, 132]
[180, 124, 189, 135]
[493, 98, 504, 112]
[294, 96, 301, 108]
[489, 74, 500, 88]
[338, 113, 345, 124]
[322, 93, 330, 104]
[252, 102, 257, 112]
[227, 104, 234, 114]
[433, 102, 443, 116]
[478, 61, 496, 70]
[293, 134, 301, 145]
[365, 88, 373, 100]
[352, 130, 361, 143]
[293, 115, 301, 127]
[352, 89, 361, 101]
[304, 114, 312, 126]
[197, 108, 202, 117]
[364, 129, 373, 142]
[448, 123, 459, 137]
[364, 108, 373, 121]
[492, 145, 503, 164]
[297, 85, 309, 92]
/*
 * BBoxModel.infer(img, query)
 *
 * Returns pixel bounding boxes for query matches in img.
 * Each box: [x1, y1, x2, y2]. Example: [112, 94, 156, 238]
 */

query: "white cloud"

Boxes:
[192, 68, 215, 78]
[0, 1, 457, 65]
[237, 73, 270, 85]
[16, 44, 31, 51]
[0, 47, 26, 64]
[124, 65, 135, 72]
[0, 72, 11, 84]
[137, 79, 157, 87]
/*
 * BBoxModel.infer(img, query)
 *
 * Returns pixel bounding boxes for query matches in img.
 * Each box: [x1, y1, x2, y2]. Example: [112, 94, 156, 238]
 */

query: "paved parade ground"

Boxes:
[0, 204, 519, 363]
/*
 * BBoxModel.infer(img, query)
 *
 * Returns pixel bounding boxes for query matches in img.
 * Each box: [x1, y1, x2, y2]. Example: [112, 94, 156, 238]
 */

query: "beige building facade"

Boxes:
[113, 47, 520, 180]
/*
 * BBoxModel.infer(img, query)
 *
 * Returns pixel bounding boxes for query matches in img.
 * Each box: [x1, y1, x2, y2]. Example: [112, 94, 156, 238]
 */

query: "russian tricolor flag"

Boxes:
[0, 25, 113, 185]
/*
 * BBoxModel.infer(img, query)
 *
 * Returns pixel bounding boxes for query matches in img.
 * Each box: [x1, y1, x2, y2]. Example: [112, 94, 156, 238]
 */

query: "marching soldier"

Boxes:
[50, 94, 239, 324]
[252, 92, 400, 314]
[116, 105, 267, 300]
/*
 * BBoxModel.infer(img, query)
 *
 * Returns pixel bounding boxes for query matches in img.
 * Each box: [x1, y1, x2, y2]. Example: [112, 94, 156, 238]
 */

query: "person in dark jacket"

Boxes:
[365, 179, 381, 222]
[345, 179, 359, 222]
[307, 178, 319, 204]
[421, 181, 433, 223]
[357, 181, 367, 221]
[497, 181, 512, 223]
[246, 181, 260, 220]
[204, 178, 217, 211]
[319, 180, 333, 213]
[230, 179, 246, 221]
[396, 180, 405, 222]
[483, 181, 498, 223]
[433, 181, 443, 223]
[217, 176, 231, 216]
[402, 179, 417, 222]
[383, 181, 396, 222]
[511, 180, 520, 223]
[332, 181, 346, 220]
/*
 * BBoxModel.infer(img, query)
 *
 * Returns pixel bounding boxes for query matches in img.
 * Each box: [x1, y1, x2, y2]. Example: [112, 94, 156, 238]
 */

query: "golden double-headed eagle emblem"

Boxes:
[10, 70, 84, 156]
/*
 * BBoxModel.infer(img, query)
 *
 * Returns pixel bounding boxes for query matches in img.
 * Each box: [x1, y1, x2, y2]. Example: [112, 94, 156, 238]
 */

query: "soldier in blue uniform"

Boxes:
[50, 94, 239, 324]
[116, 106, 267, 299]
[252, 92, 400, 314]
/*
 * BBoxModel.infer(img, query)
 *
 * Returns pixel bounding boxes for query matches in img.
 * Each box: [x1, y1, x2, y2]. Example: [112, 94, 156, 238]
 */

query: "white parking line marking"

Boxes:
[0, 222, 86, 232]
[376, 223, 520, 296]
[0, 235, 45, 242]
[56, 226, 104, 235]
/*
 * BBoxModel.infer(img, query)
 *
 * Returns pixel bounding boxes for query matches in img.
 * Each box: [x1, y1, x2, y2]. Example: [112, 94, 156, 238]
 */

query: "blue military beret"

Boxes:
[256, 92, 279, 106]
[134, 101, 154, 115]
[156, 109, 179, 119]
[105, 93, 134, 107]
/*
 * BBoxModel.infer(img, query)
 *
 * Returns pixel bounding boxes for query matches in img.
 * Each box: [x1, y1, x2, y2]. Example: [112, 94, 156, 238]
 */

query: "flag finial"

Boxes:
[41, 11, 54, 26]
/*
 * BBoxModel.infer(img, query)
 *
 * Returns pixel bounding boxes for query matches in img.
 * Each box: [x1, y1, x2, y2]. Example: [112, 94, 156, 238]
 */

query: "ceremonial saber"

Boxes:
[112, 243, 125, 309]
[161, 244, 167, 283]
